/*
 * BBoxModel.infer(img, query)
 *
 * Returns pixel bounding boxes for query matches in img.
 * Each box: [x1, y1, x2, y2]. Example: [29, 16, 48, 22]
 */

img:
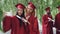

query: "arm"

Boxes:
[3, 16, 12, 32]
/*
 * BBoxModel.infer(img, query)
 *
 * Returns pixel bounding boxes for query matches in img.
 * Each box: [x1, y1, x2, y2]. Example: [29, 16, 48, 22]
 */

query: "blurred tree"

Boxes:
[0, 8, 3, 30]
[0, 0, 3, 30]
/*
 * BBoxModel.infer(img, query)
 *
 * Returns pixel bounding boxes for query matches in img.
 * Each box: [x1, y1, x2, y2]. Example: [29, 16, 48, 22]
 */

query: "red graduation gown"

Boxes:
[26, 15, 40, 34]
[55, 13, 60, 34]
[3, 16, 12, 32]
[3, 16, 26, 34]
[42, 14, 53, 34]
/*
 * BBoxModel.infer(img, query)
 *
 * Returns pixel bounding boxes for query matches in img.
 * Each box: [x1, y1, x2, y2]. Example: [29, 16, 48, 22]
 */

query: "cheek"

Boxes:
[27, 9, 30, 11]
[17, 11, 20, 14]
[20, 11, 23, 14]
[30, 10, 33, 13]
[46, 10, 50, 12]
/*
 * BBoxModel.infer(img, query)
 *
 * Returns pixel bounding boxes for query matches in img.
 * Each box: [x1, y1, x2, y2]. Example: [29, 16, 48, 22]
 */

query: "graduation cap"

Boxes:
[45, 7, 50, 11]
[28, 2, 36, 10]
[15, 3, 25, 9]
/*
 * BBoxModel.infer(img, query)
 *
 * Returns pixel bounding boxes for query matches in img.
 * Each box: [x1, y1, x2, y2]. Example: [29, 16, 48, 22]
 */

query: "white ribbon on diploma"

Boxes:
[16, 15, 30, 24]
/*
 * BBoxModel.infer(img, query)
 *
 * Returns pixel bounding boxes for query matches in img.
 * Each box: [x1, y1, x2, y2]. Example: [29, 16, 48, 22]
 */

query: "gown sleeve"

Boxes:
[3, 16, 12, 32]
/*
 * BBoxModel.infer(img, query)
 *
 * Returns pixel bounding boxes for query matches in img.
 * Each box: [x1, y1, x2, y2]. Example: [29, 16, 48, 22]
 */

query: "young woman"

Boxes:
[3, 3, 27, 34]
[25, 2, 40, 34]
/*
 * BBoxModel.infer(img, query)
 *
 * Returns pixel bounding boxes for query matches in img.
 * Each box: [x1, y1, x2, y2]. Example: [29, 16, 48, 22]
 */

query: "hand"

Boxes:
[22, 18, 30, 24]
[48, 17, 52, 21]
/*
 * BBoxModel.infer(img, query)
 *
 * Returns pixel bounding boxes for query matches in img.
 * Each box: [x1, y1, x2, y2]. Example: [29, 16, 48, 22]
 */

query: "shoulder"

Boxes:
[11, 16, 19, 22]
[11, 16, 17, 20]
[12, 16, 16, 18]
[55, 13, 59, 17]
[42, 14, 46, 17]
[3, 16, 12, 20]
[3, 16, 12, 22]
[5, 16, 12, 18]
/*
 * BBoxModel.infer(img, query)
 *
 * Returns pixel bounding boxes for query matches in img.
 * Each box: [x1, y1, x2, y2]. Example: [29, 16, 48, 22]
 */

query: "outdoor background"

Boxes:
[0, 0, 60, 34]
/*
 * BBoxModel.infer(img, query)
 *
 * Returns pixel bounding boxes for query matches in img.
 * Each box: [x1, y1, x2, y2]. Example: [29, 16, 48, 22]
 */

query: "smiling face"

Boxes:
[17, 8, 23, 16]
[26, 5, 33, 14]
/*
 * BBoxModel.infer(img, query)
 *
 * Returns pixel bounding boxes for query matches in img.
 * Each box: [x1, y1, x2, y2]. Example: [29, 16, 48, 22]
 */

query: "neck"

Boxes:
[47, 13, 51, 16]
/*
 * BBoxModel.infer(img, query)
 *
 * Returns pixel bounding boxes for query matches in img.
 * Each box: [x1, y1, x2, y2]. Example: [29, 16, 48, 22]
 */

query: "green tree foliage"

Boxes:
[0, 9, 3, 30]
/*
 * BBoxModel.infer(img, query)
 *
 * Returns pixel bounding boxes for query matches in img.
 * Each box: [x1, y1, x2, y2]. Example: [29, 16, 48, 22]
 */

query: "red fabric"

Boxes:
[3, 16, 12, 32]
[15, 3, 25, 9]
[28, 2, 36, 9]
[42, 14, 53, 34]
[3, 16, 26, 34]
[55, 13, 60, 34]
[26, 15, 40, 34]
